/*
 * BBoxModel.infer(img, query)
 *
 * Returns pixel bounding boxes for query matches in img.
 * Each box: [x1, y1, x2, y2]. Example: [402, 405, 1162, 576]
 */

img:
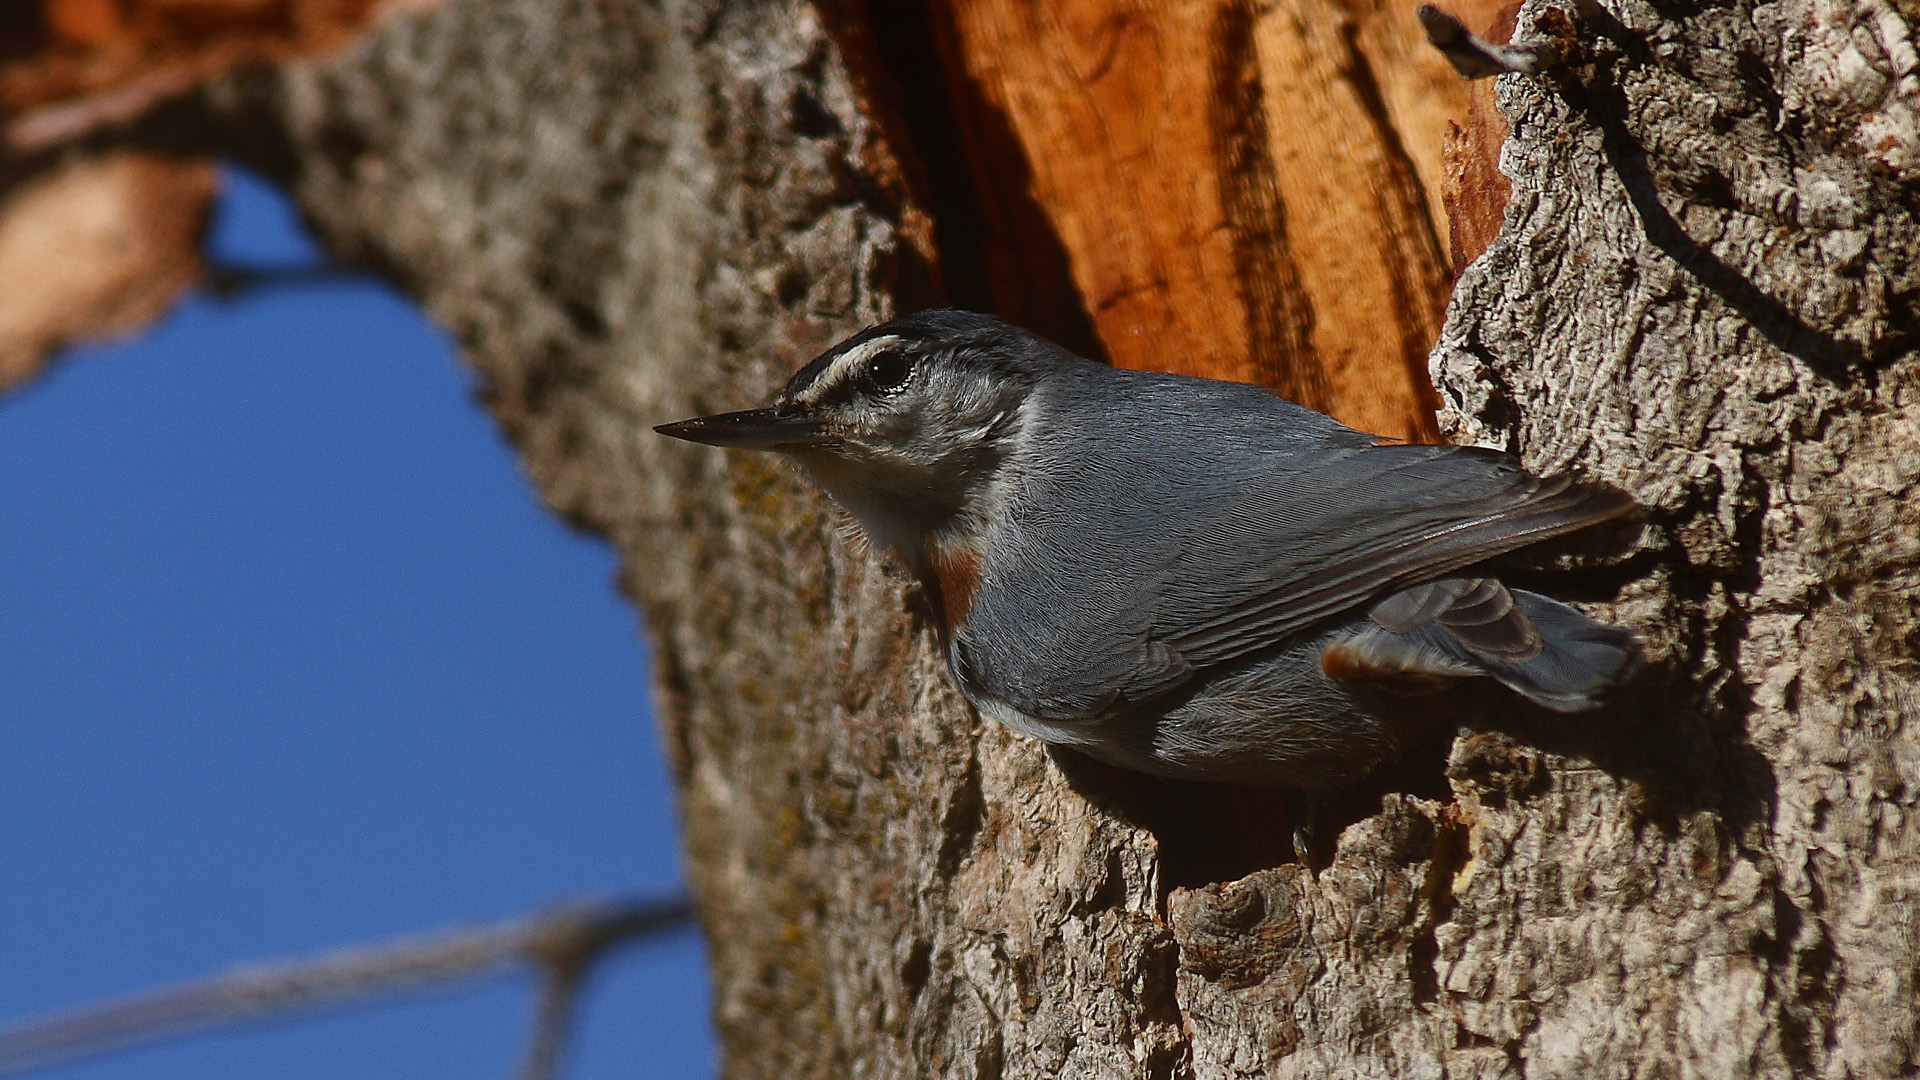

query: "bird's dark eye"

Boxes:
[864, 350, 913, 394]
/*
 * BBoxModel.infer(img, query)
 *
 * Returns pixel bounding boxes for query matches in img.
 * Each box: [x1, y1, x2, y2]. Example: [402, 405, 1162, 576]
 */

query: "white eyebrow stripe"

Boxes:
[797, 335, 904, 404]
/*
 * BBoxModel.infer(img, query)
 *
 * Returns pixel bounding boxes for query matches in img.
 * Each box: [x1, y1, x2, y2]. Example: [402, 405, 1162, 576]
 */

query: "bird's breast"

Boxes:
[920, 541, 983, 642]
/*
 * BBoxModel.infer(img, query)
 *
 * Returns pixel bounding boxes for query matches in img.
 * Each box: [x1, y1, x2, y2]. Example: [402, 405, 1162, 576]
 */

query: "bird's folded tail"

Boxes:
[1469, 589, 1639, 711]
[1329, 578, 1637, 711]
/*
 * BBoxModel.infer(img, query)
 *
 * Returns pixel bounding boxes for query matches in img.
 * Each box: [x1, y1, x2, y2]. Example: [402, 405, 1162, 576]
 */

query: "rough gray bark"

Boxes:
[1426, 4, 1920, 1073]
[168, 0, 1920, 1075]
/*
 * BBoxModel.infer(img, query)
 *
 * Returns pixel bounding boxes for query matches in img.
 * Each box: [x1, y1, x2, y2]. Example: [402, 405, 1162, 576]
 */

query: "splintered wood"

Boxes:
[0, 153, 215, 393]
[933, 0, 1489, 443]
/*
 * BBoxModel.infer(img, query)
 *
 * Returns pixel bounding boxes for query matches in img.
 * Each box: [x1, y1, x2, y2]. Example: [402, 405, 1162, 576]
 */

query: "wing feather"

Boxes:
[1160, 464, 1629, 669]
[952, 372, 1634, 726]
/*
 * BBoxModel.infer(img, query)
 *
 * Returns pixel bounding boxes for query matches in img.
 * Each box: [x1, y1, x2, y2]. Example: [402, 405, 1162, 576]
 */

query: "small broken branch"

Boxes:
[1417, 4, 1561, 78]
[204, 261, 377, 300]
[0, 894, 694, 1077]
[518, 961, 588, 1080]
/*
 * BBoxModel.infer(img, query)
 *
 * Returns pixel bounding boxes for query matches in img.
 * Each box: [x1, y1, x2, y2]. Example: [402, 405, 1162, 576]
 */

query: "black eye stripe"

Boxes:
[813, 377, 858, 409]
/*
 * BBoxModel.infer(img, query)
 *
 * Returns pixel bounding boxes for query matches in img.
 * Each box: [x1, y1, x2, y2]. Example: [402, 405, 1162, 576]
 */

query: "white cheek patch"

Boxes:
[795, 335, 904, 405]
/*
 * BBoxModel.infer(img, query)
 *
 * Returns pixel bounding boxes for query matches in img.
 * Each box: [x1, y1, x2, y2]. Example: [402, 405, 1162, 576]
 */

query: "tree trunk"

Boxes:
[139, 0, 1920, 1074]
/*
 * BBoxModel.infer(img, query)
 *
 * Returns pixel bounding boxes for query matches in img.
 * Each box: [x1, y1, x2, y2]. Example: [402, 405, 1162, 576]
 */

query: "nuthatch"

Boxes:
[658, 310, 1636, 791]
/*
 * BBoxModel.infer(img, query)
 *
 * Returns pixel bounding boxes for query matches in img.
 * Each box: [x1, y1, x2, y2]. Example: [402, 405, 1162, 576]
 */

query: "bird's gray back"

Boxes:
[950, 363, 1626, 726]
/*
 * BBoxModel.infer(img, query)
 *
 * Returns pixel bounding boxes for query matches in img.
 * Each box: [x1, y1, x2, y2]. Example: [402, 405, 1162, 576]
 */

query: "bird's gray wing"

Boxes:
[959, 442, 1630, 723]
[1154, 444, 1630, 670]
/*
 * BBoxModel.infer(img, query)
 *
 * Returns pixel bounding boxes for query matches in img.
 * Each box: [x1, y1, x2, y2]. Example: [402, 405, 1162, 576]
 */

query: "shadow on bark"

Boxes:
[1559, 5, 1914, 377]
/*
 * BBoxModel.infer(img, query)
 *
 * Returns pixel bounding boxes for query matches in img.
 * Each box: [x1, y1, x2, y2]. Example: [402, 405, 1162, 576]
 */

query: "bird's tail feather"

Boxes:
[1460, 589, 1637, 711]
[1335, 582, 1637, 710]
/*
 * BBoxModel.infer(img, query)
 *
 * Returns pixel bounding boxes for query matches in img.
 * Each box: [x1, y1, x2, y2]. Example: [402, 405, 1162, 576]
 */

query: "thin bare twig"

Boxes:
[203, 262, 376, 300]
[519, 961, 587, 1080]
[0, 894, 694, 1077]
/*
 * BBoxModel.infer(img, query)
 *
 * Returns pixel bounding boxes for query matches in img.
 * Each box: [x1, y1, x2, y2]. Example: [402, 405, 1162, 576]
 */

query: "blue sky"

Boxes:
[0, 169, 714, 1078]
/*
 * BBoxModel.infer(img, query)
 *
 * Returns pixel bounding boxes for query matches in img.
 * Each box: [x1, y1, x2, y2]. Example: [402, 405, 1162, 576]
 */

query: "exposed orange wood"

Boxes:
[1344, 0, 1503, 261]
[0, 153, 216, 394]
[935, 1, 1271, 382]
[933, 0, 1480, 443]
[1442, 82, 1509, 277]
[1247, 0, 1450, 442]
[1439, 0, 1522, 276]
[1, 0, 446, 146]
[0, 0, 450, 392]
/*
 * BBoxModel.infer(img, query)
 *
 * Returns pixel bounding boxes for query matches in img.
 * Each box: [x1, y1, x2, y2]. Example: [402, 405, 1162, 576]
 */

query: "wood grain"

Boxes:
[1437, 0, 1520, 276]
[934, 0, 1470, 442]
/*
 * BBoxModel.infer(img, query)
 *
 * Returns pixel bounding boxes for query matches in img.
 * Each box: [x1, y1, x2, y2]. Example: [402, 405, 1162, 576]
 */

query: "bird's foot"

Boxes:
[1290, 791, 1320, 869]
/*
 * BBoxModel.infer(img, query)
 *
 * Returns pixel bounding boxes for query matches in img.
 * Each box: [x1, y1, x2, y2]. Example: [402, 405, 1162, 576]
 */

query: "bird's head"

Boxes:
[656, 310, 1059, 561]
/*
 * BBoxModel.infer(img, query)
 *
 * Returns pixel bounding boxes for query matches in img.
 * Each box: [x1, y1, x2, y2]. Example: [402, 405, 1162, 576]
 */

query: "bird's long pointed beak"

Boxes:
[653, 406, 828, 450]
